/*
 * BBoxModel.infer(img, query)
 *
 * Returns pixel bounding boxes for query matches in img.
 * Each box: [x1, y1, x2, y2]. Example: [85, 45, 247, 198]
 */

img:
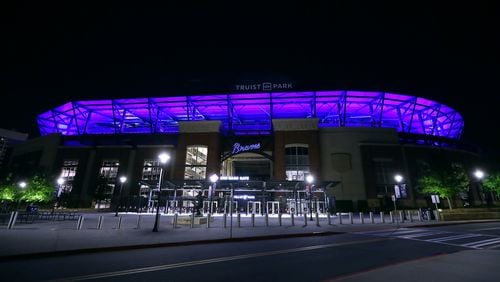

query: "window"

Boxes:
[184, 145, 208, 179]
[141, 159, 163, 181]
[285, 144, 310, 181]
[373, 158, 394, 195]
[98, 160, 120, 200]
[60, 160, 79, 193]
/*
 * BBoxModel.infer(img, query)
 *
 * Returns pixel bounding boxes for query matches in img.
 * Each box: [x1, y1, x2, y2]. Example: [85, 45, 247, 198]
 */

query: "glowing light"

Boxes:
[474, 169, 484, 179]
[119, 176, 127, 183]
[158, 153, 170, 164]
[394, 174, 403, 183]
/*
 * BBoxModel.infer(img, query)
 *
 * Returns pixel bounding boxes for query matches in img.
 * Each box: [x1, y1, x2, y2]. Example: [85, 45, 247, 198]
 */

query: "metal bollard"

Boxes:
[418, 210, 423, 221]
[190, 213, 195, 228]
[136, 214, 142, 229]
[265, 213, 269, 227]
[278, 213, 282, 226]
[291, 213, 295, 226]
[76, 215, 84, 230]
[426, 210, 431, 221]
[349, 212, 353, 224]
[409, 211, 413, 222]
[304, 213, 308, 226]
[389, 211, 394, 223]
[315, 212, 320, 227]
[339, 212, 343, 224]
[97, 216, 104, 229]
[7, 211, 18, 230]
[207, 213, 211, 228]
[237, 213, 241, 227]
[173, 213, 178, 228]
[369, 212, 374, 224]
[223, 213, 227, 228]
[359, 212, 364, 224]
[327, 213, 332, 225]
[117, 216, 123, 229]
[399, 211, 404, 223]
[434, 210, 440, 221]
[251, 213, 255, 227]
[380, 211, 385, 223]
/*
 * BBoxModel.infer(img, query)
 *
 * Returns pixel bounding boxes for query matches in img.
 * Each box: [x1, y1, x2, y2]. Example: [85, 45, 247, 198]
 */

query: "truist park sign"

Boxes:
[235, 82, 293, 92]
[232, 142, 261, 155]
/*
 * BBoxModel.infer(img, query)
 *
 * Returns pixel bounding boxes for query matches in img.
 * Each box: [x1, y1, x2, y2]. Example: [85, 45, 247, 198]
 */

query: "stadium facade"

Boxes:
[10, 90, 482, 213]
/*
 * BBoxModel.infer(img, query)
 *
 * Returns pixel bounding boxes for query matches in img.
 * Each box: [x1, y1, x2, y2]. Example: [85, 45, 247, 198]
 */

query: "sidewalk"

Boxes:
[0, 211, 493, 260]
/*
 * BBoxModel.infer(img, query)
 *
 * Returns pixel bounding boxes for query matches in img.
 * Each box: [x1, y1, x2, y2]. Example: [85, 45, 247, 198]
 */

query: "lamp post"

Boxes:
[52, 177, 65, 213]
[474, 169, 486, 205]
[209, 174, 218, 214]
[153, 152, 170, 232]
[17, 181, 27, 211]
[306, 174, 314, 221]
[115, 176, 127, 217]
[393, 174, 403, 212]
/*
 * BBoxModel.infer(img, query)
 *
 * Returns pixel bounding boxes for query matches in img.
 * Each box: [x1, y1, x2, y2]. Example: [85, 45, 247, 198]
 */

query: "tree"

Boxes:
[0, 183, 17, 202]
[417, 163, 470, 210]
[22, 175, 54, 204]
[483, 172, 500, 197]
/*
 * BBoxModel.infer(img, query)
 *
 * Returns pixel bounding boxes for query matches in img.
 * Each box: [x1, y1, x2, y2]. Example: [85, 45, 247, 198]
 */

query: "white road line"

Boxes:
[472, 227, 500, 231]
[400, 232, 443, 238]
[44, 237, 390, 282]
[462, 237, 500, 248]
[427, 234, 483, 242]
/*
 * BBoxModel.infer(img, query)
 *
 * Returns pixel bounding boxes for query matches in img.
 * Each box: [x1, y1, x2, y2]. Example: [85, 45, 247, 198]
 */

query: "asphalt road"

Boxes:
[3, 222, 500, 282]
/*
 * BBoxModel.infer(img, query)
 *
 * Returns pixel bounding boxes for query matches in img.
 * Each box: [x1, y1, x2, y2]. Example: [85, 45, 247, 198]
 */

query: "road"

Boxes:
[2, 222, 500, 281]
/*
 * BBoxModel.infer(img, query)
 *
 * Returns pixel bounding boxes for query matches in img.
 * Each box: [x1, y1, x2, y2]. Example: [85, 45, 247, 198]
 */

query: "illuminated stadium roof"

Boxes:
[37, 91, 463, 139]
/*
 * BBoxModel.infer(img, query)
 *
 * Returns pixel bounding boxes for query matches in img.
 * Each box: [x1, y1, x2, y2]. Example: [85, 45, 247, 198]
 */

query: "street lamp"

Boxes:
[306, 174, 314, 221]
[153, 152, 170, 232]
[17, 181, 27, 210]
[115, 176, 127, 217]
[53, 177, 65, 213]
[393, 174, 403, 212]
[209, 174, 218, 214]
[474, 169, 486, 205]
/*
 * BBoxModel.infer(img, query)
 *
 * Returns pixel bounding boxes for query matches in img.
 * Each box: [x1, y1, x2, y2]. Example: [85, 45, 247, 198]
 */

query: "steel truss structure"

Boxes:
[38, 91, 463, 139]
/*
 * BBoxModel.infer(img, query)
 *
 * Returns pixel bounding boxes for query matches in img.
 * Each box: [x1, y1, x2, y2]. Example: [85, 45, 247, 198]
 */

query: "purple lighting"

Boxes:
[37, 91, 464, 139]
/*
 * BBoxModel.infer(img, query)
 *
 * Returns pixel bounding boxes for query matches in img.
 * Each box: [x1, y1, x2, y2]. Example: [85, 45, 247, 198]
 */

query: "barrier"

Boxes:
[349, 212, 353, 224]
[190, 213, 195, 228]
[265, 213, 269, 227]
[389, 211, 394, 223]
[380, 211, 385, 223]
[303, 213, 308, 226]
[315, 212, 320, 227]
[408, 211, 413, 222]
[291, 213, 295, 226]
[173, 213, 178, 228]
[338, 213, 343, 224]
[418, 210, 423, 221]
[399, 211, 404, 223]
[359, 212, 364, 224]
[369, 212, 374, 224]
[237, 213, 241, 227]
[251, 213, 255, 227]
[206, 213, 211, 228]
[223, 213, 227, 228]
[327, 213, 332, 225]
[278, 213, 282, 226]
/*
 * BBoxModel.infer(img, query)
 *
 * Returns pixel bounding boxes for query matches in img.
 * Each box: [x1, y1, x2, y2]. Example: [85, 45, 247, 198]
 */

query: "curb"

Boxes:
[0, 231, 345, 262]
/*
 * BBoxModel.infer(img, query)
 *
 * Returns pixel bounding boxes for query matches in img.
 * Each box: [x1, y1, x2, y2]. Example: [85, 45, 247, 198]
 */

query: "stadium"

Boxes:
[11, 90, 480, 213]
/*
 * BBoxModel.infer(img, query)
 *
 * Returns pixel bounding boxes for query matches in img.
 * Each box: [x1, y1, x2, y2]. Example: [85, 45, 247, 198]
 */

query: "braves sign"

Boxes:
[232, 142, 261, 154]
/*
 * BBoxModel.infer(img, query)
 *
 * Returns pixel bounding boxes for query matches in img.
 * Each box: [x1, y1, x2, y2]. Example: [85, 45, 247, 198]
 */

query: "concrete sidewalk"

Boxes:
[0, 211, 492, 260]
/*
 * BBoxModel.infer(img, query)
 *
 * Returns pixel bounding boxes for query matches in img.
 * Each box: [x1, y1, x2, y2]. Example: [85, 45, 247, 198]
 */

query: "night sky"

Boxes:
[2, 3, 499, 165]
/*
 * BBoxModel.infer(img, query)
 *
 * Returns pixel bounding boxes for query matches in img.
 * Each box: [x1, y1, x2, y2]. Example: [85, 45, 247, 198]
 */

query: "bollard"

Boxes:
[409, 211, 413, 222]
[369, 212, 374, 224]
[76, 215, 84, 230]
[380, 211, 385, 223]
[349, 212, 353, 224]
[190, 213, 195, 228]
[97, 216, 104, 230]
[426, 210, 431, 221]
[136, 214, 142, 229]
[237, 213, 241, 228]
[291, 213, 295, 226]
[207, 213, 211, 228]
[418, 210, 423, 221]
[304, 213, 308, 226]
[327, 213, 332, 225]
[389, 211, 394, 223]
[223, 213, 227, 228]
[251, 213, 255, 227]
[434, 210, 440, 221]
[7, 211, 18, 230]
[315, 212, 320, 227]
[173, 213, 178, 228]
[265, 213, 269, 227]
[399, 211, 404, 223]
[117, 216, 123, 229]
[278, 213, 282, 226]
[359, 212, 364, 224]
[338, 212, 343, 224]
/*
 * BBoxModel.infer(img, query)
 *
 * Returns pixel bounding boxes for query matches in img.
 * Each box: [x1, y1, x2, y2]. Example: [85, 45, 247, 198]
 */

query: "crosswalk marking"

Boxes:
[356, 228, 500, 250]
